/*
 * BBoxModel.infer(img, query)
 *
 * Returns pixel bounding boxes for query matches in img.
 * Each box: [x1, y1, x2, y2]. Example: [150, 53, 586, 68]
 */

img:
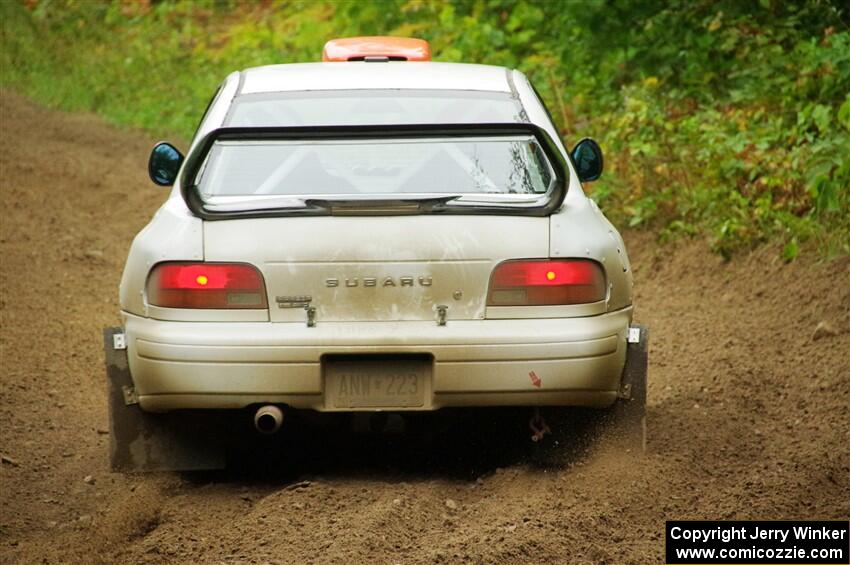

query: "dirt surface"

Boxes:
[1, 90, 849, 564]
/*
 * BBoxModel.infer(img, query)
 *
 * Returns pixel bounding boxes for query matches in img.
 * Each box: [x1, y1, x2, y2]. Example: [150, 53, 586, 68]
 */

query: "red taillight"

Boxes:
[147, 263, 268, 309]
[487, 259, 606, 306]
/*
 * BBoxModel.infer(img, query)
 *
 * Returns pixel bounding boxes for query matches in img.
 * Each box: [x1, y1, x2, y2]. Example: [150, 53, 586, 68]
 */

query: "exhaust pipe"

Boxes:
[254, 405, 284, 434]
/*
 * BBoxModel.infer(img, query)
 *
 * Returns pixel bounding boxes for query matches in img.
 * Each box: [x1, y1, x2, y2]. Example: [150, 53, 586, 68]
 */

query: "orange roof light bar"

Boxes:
[322, 36, 431, 62]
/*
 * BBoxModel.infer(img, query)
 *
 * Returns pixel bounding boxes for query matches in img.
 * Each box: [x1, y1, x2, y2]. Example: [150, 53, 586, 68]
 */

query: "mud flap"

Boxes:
[104, 327, 226, 472]
[610, 324, 648, 452]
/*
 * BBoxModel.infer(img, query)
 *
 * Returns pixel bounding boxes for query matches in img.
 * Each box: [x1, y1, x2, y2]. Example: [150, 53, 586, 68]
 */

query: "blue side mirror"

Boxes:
[148, 142, 184, 186]
[571, 138, 603, 182]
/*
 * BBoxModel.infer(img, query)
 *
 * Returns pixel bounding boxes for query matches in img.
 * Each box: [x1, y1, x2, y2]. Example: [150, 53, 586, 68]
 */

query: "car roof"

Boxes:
[239, 62, 512, 95]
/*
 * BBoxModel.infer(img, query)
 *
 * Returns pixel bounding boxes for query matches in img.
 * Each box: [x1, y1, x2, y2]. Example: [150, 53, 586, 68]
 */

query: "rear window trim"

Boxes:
[179, 123, 569, 220]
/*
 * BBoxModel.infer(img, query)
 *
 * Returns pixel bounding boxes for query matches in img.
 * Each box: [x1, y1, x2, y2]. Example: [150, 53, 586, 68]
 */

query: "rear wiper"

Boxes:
[303, 195, 463, 215]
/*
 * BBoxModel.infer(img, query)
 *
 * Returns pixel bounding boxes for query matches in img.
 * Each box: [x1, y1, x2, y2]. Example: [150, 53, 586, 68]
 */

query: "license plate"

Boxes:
[324, 356, 429, 409]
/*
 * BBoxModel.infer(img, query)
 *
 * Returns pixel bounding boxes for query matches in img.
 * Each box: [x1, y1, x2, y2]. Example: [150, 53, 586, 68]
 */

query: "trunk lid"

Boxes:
[203, 216, 549, 322]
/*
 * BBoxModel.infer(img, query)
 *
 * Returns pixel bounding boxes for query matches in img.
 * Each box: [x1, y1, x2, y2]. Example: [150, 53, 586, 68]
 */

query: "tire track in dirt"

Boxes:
[1, 91, 848, 564]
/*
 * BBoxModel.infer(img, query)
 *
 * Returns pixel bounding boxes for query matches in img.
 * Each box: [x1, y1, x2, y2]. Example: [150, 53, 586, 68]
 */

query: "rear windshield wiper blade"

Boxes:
[304, 195, 463, 215]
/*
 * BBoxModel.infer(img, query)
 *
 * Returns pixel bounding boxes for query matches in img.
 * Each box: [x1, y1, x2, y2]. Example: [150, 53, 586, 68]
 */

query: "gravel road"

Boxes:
[1, 91, 848, 564]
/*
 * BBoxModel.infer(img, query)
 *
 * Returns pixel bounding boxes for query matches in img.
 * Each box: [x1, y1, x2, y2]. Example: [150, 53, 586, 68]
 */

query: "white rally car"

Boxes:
[104, 37, 647, 471]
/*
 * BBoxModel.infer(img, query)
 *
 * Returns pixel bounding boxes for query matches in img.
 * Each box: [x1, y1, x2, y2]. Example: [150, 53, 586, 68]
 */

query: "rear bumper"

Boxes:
[123, 307, 632, 412]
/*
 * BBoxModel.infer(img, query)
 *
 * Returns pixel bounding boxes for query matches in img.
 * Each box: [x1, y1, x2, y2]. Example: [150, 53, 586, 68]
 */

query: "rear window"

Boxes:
[226, 90, 525, 127]
[197, 136, 554, 198]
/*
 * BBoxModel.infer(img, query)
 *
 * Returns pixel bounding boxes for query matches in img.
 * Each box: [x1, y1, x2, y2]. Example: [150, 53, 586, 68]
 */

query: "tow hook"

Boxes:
[529, 408, 551, 442]
[305, 305, 317, 328]
[435, 305, 448, 326]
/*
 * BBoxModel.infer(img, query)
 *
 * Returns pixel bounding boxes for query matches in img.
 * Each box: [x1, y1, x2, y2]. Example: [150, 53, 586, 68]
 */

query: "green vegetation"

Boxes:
[2, 0, 848, 257]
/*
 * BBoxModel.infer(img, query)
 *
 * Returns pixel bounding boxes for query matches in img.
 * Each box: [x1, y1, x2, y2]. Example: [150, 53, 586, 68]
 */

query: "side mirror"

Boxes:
[571, 138, 603, 182]
[148, 142, 184, 186]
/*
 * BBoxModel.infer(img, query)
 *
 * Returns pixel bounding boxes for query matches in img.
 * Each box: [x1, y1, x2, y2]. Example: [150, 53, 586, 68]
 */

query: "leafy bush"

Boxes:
[2, 0, 847, 257]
